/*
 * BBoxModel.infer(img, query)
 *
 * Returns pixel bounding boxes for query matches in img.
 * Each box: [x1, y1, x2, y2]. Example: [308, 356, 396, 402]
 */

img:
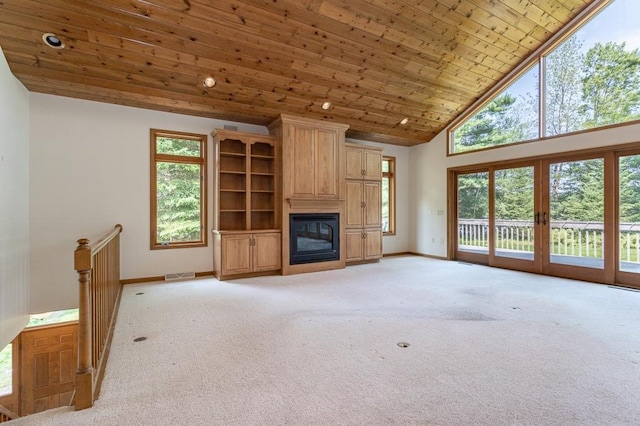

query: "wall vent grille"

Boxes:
[164, 272, 196, 281]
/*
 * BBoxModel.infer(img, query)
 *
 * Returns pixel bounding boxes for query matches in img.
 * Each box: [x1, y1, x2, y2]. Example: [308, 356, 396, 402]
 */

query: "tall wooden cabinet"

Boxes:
[344, 143, 383, 263]
[212, 129, 281, 280]
[270, 115, 344, 200]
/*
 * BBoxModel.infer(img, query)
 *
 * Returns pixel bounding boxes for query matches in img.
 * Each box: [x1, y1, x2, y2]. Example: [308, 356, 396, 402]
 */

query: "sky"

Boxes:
[503, 0, 640, 100]
[581, 0, 640, 51]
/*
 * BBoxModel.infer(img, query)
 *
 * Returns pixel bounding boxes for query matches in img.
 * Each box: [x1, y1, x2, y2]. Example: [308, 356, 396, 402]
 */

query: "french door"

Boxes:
[454, 149, 640, 288]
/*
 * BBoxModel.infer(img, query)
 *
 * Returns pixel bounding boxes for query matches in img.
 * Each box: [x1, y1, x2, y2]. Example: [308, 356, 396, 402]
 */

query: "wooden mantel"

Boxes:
[287, 198, 344, 211]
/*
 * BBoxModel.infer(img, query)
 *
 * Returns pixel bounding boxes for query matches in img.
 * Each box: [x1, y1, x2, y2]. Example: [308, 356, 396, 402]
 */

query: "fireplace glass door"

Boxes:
[290, 214, 340, 265]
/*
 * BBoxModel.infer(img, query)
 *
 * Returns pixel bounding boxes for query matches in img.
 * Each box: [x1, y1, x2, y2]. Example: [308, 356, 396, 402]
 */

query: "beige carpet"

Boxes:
[13, 256, 640, 425]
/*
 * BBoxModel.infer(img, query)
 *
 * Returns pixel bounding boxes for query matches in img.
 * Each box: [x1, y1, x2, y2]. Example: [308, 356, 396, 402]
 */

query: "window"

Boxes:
[151, 129, 207, 249]
[0, 342, 12, 397]
[450, 0, 640, 154]
[382, 156, 396, 235]
[27, 309, 79, 327]
[453, 65, 539, 153]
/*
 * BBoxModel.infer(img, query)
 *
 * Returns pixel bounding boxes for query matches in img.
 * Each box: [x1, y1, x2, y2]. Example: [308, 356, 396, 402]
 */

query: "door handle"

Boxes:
[535, 212, 540, 225]
[542, 212, 547, 225]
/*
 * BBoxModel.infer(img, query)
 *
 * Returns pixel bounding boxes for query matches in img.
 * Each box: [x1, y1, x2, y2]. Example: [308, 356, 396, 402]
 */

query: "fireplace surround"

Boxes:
[289, 213, 340, 265]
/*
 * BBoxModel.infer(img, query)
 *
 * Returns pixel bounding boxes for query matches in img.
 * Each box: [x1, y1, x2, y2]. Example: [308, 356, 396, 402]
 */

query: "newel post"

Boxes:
[74, 238, 94, 410]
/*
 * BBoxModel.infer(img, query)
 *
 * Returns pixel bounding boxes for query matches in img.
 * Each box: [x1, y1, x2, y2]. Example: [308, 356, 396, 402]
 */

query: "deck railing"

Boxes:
[459, 219, 640, 263]
[74, 224, 123, 410]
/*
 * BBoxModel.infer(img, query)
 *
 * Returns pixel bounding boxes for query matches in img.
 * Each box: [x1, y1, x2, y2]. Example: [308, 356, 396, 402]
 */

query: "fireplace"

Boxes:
[289, 213, 340, 265]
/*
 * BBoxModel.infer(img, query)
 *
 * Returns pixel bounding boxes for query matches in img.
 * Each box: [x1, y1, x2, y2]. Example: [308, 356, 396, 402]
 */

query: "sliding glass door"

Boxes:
[492, 165, 539, 272]
[542, 156, 609, 283]
[456, 171, 489, 264]
[452, 149, 640, 286]
[617, 152, 640, 287]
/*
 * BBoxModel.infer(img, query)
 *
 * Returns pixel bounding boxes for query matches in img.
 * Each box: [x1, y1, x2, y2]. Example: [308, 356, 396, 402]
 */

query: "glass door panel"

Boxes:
[456, 172, 489, 256]
[494, 166, 535, 261]
[619, 154, 640, 274]
[547, 158, 604, 269]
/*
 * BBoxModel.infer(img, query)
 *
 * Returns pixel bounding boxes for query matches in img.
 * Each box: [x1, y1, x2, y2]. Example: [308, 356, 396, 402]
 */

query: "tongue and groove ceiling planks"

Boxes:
[0, 0, 593, 146]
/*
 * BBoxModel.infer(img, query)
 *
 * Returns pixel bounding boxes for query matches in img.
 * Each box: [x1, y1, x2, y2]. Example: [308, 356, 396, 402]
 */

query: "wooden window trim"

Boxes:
[382, 156, 396, 236]
[150, 129, 208, 250]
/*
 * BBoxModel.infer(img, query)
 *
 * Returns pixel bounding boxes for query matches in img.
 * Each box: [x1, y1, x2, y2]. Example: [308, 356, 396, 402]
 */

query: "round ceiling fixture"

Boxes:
[202, 76, 216, 88]
[399, 117, 409, 125]
[321, 101, 332, 110]
[42, 33, 65, 49]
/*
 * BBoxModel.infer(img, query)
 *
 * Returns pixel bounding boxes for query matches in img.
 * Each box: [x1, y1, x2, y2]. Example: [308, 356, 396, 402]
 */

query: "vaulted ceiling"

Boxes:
[0, 0, 594, 146]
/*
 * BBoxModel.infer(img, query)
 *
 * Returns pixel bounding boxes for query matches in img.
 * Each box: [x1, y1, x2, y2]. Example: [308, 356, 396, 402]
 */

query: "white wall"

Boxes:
[28, 93, 412, 314]
[345, 139, 411, 255]
[409, 122, 640, 257]
[29, 94, 267, 314]
[0, 48, 30, 347]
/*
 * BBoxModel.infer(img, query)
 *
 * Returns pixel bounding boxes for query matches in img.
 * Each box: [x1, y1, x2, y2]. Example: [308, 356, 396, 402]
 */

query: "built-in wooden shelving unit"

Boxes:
[212, 129, 281, 280]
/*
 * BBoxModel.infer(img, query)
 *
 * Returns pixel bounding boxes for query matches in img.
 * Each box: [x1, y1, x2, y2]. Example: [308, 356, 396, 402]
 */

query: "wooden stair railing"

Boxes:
[74, 224, 123, 410]
[0, 405, 18, 422]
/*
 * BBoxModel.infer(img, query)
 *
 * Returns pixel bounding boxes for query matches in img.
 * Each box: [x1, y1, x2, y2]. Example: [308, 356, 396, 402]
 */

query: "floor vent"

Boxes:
[164, 272, 196, 281]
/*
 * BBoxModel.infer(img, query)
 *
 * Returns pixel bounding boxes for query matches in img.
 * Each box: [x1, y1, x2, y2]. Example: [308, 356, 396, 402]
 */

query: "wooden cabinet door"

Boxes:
[364, 229, 383, 260]
[253, 233, 282, 272]
[315, 129, 339, 198]
[345, 230, 364, 262]
[345, 145, 364, 179]
[364, 149, 383, 180]
[20, 323, 77, 416]
[364, 181, 382, 228]
[221, 234, 252, 275]
[290, 125, 316, 197]
[345, 180, 364, 228]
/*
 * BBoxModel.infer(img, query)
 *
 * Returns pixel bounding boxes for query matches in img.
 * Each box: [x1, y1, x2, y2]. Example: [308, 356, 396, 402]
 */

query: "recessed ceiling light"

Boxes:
[321, 101, 332, 110]
[42, 33, 65, 49]
[202, 76, 216, 88]
[399, 117, 409, 125]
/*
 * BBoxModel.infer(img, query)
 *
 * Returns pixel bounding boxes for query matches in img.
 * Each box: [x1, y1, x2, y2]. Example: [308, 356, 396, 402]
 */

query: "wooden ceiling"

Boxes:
[0, 0, 594, 146]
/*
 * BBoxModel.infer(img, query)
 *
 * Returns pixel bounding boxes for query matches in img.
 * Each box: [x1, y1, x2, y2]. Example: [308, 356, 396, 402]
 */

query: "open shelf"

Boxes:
[220, 139, 246, 155]
[219, 211, 247, 230]
[219, 155, 246, 173]
[214, 130, 278, 232]
[251, 211, 276, 230]
[251, 142, 274, 158]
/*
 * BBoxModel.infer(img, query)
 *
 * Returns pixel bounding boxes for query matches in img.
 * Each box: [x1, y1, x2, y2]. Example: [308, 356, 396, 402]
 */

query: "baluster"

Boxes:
[482, 225, 487, 248]
[472, 223, 476, 247]
[626, 232, 631, 262]
[74, 238, 94, 410]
